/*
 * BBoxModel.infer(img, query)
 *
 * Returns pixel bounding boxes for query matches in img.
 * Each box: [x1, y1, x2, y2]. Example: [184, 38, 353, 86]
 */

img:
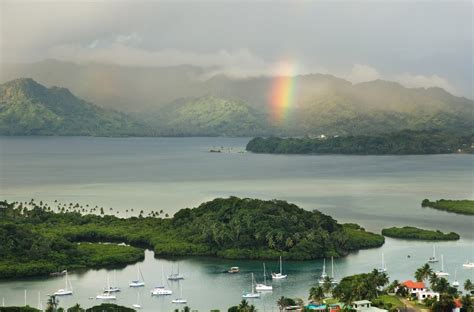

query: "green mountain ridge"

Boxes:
[0, 60, 473, 137]
[147, 96, 271, 136]
[0, 78, 149, 136]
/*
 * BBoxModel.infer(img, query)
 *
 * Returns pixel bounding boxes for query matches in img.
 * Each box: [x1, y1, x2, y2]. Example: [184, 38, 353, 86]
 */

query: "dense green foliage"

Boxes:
[332, 269, 389, 305]
[0, 204, 144, 278]
[422, 199, 474, 215]
[149, 96, 269, 136]
[381, 226, 460, 241]
[0, 197, 383, 278]
[169, 197, 384, 259]
[0, 307, 41, 312]
[84, 304, 135, 312]
[0, 79, 150, 136]
[3, 62, 474, 137]
[246, 130, 473, 155]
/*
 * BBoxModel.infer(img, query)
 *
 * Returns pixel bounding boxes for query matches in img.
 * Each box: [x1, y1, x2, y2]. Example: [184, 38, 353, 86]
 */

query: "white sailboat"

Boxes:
[97, 275, 117, 300]
[242, 273, 261, 298]
[462, 261, 474, 268]
[271, 256, 287, 280]
[435, 254, 449, 277]
[171, 282, 187, 304]
[54, 270, 73, 296]
[151, 265, 173, 295]
[104, 271, 120, 293]
[132, 292, 142, 309]
[96, 292, 116, 300]
[428, 245, 439, 263]
[318, 258, 328, 285]
[378, 253, 387, 272]
[129, 265, 145, 287]
[452, 269, 459, 287]
[168, 264, 184, 281]
[255, 263, 272, 291]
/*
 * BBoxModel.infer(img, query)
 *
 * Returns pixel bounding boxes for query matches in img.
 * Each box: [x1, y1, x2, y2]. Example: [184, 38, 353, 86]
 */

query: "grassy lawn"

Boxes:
[323, 298, 339, 305]
[373, 295, 405, 309]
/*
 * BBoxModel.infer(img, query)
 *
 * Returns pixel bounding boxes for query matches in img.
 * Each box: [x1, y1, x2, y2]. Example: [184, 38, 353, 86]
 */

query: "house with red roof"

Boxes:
[401, 280, 426, 295]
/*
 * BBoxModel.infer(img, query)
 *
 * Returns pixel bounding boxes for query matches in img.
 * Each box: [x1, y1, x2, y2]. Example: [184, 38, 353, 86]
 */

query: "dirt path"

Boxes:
[399, 298, 429, 312]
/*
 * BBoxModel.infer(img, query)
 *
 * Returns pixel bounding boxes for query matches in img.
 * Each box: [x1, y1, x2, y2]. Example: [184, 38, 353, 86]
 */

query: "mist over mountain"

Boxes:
[1, 60, 472, 136]
[0, 78, 148, 136]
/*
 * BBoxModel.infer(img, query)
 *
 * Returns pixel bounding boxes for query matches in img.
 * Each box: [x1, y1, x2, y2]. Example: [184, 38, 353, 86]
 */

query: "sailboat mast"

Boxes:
[161, 264, 165, 285]
[251, 273, 255, 294]
[441, 254, 444, 271]
[263, 263, 267, 284]
[38, 291, 42, 311]
[322, 258, 326, 275]
[279, 256, 282, 274]
[331, 257, 334, 278]
[433, 245, 436, 258]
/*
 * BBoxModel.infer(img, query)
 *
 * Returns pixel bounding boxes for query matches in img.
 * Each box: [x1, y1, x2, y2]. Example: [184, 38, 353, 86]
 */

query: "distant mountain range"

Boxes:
[0, 60, 472, 136]
[0, 78, 148, 136]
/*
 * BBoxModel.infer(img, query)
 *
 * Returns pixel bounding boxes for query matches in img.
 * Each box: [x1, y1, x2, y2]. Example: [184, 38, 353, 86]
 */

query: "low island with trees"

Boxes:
[246, 130, 473, 155]
[0, 197, 384, 278]
[422, 199, 474, 215]
[381, 226, 460, 241]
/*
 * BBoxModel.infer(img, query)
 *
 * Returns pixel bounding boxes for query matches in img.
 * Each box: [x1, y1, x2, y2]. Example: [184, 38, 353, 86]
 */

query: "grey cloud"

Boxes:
[1, 0, 472, 97]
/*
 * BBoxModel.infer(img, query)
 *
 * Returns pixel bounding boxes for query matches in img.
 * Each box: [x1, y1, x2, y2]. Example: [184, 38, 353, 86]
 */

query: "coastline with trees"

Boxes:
[381, 226, 460, 241]
[0, 197, 384, 279]
[422, 199, 474, 216]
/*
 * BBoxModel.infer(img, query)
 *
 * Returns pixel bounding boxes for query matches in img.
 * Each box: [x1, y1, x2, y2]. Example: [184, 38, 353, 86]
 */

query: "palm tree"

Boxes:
[309, 285, 325, 303]
[277, 296, 287, 312]
[464, 279, 473, 293]
[238, 299, 249, 311]
[67, 303, 84, 312]
[322, 276, 334, 294]
[46, 295, 58, 312]
[414, 263, 433, 282]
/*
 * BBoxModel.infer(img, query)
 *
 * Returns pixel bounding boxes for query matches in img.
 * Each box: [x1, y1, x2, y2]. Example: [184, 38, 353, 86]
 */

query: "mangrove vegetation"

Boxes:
[381, 226, 460, 241]
[0, 197, 384, 278]
[246, 130, 473, 155]
[422, 199, 474, 215]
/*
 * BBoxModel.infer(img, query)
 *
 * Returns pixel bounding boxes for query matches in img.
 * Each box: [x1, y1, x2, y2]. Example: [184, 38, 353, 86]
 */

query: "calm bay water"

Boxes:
[0, 136, 473, 311]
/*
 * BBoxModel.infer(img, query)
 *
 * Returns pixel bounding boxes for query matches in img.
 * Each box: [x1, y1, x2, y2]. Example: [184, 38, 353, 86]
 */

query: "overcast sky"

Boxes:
[1, 0, 472, 97]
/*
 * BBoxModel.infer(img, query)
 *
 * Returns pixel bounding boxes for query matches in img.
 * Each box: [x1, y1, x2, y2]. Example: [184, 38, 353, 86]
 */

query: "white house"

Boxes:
[416, 290, 440, 301]
[352, 300, 388, 312]
[401, 280, 426, 295]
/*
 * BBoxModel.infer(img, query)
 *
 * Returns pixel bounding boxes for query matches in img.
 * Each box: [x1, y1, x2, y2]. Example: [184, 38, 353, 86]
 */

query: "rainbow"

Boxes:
[269, 61, 297, 124]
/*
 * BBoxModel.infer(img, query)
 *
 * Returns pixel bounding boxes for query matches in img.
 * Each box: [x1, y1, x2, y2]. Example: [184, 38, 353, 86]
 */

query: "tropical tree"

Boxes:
[460, 294, 473, 312]
[309, 285, 325, 302]
[277, 296, 296, 312]
[414, 263, 433, 282]
[67, 304, 84, 312]
[46, 295, 58, 312]
[322, 276, 334, 294]
[465, 279, 473, 293]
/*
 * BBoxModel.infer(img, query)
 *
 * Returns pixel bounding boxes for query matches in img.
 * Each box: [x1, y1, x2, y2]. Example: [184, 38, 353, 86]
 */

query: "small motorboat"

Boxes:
[228, 267, 240, 274]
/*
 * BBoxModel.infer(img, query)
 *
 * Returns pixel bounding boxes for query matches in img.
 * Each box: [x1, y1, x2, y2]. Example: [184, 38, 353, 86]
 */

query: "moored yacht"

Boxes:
[255, 263, 272, 291]
[54, 270, 73, 296]
[435, 254, 449, 277]
[129, 265, 145, 287]
[151, 265, 173, 295]
[242, 273, 261, 298]
[271, 256, 287, 280]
